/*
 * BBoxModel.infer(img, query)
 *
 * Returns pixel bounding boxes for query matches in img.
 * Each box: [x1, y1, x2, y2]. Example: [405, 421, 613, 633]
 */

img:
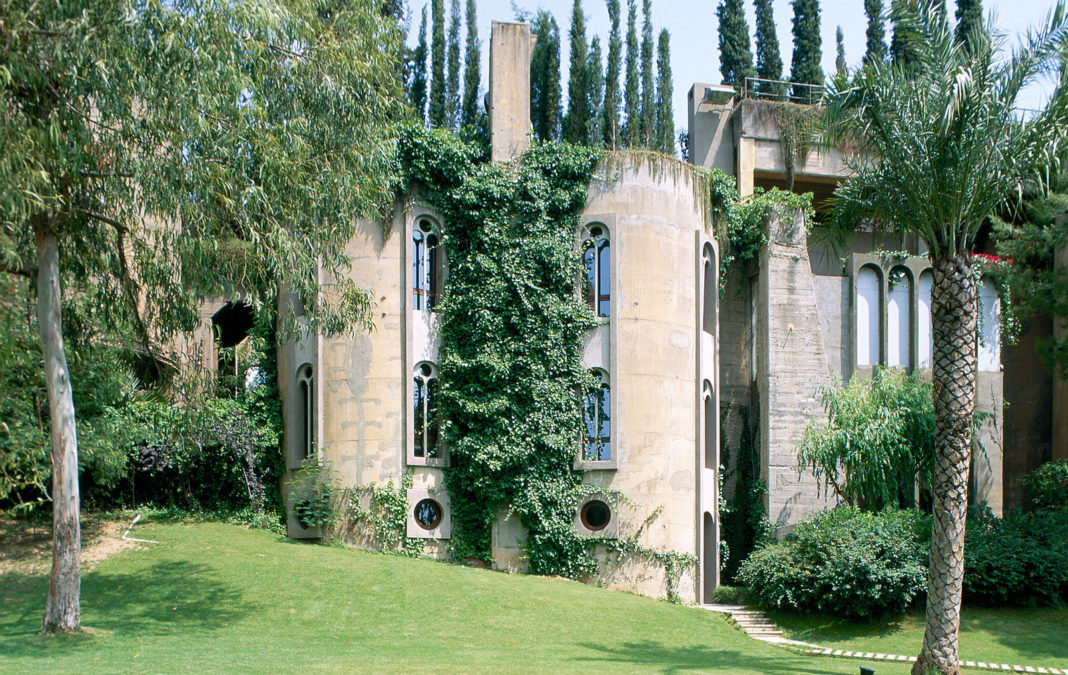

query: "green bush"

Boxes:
[1022, 460, 1068, 512]
[964, 505, 1068, 606]
[738, 506, 930, 620]
[287, 460, 341, 532]
[796, 368, 935, 510]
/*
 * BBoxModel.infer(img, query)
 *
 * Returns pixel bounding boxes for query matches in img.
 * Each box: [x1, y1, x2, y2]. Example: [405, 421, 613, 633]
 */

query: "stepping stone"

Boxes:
[964, 662, 975, 668]
[897, 655, 910, 661]
[864, 652, 875, 659]
[978, 663, 988, 669]
[833, 650, 843, 656]
[875, 654, 886, 660]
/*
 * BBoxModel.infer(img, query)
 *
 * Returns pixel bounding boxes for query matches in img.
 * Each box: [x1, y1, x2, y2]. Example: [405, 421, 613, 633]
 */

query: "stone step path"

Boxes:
[703, 604, 1066, 674]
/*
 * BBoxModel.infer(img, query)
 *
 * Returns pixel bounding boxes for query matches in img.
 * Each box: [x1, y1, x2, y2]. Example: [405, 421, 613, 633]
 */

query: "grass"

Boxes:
[0, 518, 916, 674]
[770, 606, 1068, 668]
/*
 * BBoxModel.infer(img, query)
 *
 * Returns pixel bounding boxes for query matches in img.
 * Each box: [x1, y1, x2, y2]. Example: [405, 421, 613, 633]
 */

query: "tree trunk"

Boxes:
[912, 254, 977, 675]
[35, 221, 82, 634]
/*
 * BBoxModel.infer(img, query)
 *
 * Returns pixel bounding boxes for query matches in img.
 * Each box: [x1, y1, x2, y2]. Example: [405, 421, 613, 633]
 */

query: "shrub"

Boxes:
[287, 460, 341, 532]
[1022, 460, 1068, 512]
[963, 505, 1068, 606]
[796, 369, 935, 510]
[738, 506, 930, 620]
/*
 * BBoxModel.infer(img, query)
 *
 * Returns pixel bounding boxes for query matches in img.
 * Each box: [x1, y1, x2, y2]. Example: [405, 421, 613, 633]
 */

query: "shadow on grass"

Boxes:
[0, 559, 256, 659]
[575, 640, 837, 674]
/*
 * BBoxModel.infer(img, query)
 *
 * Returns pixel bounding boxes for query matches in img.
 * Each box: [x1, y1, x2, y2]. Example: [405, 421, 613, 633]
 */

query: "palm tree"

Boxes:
[820, 3, 1068, 673]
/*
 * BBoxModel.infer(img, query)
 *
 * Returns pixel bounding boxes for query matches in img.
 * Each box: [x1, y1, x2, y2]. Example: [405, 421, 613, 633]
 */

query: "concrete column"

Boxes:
[489, 21, 533, 163]
[737, 137, 755, 197]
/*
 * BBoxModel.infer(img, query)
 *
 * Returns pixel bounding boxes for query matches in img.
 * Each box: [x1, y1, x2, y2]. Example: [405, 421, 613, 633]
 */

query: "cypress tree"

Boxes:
[563, 0, 591, 144]
[409, 5, 429, 126]
[717, 0, 754, 88]
[603, 0, 623, 149]
[531, 10, 563, 141]
[587, 36, 605, 146]
[863, 0, 887, 67]
[639, 0, 655, 147]
[446, 0, 461, 129]
[654, 29, 674, 155]
[890, 0, 921, 71]
[753, 0, 783, 95]
[460, 0, 484, 131]
[429, 0, 446, 128]
[623, 0, 640, 147]
[835, 25, 847, 78]
[790, 0, 823, 102]
[955, 0, 983, 54]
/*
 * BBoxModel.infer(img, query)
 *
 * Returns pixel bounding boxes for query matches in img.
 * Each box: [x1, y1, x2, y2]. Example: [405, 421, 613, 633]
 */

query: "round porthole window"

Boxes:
[414, 498, 443, 530]
[580, 499, 611, 531]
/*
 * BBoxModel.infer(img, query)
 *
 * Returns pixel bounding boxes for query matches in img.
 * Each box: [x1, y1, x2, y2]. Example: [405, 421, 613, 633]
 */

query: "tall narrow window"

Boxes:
[703, 381, 715, 470]
[297, 364, 315, 459]
[978, 279, 1000, 372]
[856, 265, 881, 366]
[583, 369, 611, 461]
[702, 245, 716, 335]
[887, 267, 912, 368]
[413, 362, 439, 458]
[918, 271, 933, 368]
[412, 218, 442, 310]
[583, 225, 610, 318]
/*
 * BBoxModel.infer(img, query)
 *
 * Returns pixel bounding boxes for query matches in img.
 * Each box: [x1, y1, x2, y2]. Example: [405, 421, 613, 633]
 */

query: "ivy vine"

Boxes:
[348, 469, 424, 557]
[397, 125, 698, 594]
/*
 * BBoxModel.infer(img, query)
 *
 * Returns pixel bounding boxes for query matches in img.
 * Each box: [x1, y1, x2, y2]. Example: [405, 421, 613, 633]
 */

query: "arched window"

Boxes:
[703, 381, 716, 470]
[413, 217, 443, 311]
[918, 271, 934, 369]
[702, 245, 716, 335]
[583, 225, 610, 318]
[978, 279, 1000, 372]
[887, 267, 912, 368]
[413, 362, 439, 458]
[297, 364, 315, 459]
[582, 369, 611, 461]
[856, 265, 881, 366]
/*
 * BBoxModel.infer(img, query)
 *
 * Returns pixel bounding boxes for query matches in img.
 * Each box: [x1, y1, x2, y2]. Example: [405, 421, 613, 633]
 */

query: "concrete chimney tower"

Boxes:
[489, 21, 534, 163]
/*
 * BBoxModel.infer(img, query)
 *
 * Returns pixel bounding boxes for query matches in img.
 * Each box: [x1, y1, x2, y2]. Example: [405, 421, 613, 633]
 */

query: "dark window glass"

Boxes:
[413, 377, 425, 457]
[597, 239, 610, 317]
[582, 371, 611, 461]
[414, 498, 443, 530]
[581, 500, 611, 531]
[412, 229, 426, 310]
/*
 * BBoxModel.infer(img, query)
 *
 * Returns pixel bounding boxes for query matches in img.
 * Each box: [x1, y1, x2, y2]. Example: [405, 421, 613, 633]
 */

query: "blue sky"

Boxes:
[409, 0, 1063, 134]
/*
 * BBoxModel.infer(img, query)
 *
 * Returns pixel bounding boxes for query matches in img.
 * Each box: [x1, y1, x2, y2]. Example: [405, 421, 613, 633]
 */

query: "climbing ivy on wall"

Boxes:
[398, 124, 602, 578]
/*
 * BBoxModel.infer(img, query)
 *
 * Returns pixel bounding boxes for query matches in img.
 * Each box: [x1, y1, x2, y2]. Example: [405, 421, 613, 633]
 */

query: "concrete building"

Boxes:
[688, 83, 1005, 525]
[278, 22, 719, 603]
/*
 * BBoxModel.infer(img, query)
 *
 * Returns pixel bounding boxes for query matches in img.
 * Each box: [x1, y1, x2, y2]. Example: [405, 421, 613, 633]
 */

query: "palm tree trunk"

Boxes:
[912, 254, 976, 675]
[36, 220, 82, 633]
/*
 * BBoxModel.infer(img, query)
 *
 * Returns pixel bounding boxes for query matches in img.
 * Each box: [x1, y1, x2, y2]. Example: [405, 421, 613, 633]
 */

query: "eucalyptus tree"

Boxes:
[821, 4, 1068, 672]
[0, 0, 401, 632]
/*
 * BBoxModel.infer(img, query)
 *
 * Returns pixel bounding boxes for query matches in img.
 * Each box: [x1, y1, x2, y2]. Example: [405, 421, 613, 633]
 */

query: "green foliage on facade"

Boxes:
[796, 368, 936, 511]
[531, 10, 563, 141]
[789, 0, 823, 98]
[717, 0, 754, 87]
[349, 470, 425, 556]
[398, 124, 601, 577]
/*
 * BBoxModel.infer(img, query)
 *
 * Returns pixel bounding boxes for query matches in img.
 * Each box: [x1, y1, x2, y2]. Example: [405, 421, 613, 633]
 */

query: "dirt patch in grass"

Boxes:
[0, 517, 140, 575]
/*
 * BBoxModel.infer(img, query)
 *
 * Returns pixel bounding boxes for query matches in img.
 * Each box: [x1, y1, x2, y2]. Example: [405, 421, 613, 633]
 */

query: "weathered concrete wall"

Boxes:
[757, 209, 839, 530]
[687, 83, 736, 174]
[1002, 314, 1053, 510]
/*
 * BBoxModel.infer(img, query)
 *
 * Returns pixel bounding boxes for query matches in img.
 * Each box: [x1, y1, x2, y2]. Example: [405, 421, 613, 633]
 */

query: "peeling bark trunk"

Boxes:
[35, 222, 82, 634]
[912, 254, 976, 675]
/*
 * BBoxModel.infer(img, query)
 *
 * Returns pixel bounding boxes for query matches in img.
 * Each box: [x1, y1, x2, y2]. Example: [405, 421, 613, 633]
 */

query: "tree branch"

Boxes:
[74, 208, 128, 233]
[0, 260, 39, 279]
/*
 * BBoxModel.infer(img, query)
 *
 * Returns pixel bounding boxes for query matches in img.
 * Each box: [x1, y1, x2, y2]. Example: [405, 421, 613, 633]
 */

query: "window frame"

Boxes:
[581, 223, 611, 319]
[296, 363, 316, 460]
[850, 253, 932, 375]
[408, 360, 447, 467]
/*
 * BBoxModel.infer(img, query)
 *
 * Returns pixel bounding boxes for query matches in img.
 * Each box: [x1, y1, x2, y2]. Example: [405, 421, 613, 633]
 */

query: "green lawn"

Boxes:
[771, 606, 1068, 669]
[0, 519, 914, 674]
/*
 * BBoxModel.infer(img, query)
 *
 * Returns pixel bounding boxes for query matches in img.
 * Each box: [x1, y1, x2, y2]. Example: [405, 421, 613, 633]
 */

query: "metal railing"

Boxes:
[740, 77, 823, 105]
